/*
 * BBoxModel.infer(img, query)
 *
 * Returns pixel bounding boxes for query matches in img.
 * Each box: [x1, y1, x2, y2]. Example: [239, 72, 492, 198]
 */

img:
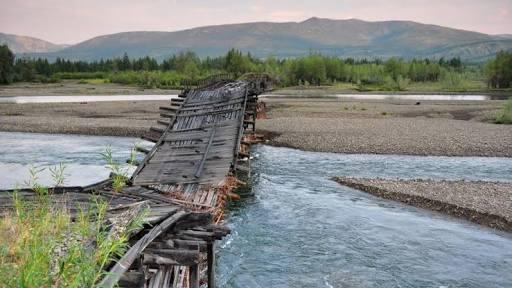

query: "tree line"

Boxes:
[0, 44, 510, 89]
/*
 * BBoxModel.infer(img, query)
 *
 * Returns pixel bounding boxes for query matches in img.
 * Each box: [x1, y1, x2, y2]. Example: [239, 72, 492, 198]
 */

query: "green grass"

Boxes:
[0, 152, 145, 287]
[496, 97, 512, 124]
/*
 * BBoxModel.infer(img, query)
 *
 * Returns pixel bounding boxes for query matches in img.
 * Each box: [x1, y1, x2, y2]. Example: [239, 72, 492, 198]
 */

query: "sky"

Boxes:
[1, 0, 511, 44]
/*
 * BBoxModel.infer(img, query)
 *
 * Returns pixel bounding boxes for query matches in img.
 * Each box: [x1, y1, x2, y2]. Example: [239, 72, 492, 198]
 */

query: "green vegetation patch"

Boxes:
[496, 97, 512, 124]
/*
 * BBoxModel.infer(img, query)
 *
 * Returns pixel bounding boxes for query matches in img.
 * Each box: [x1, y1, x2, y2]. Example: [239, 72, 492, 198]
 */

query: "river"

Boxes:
[217, 145, 512, 287]
[0, 133, 511, 287]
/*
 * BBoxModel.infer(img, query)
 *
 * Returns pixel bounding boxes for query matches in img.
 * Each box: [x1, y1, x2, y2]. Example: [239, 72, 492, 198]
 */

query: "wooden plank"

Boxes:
[195, 122, 217, 178]
[207, 242, 216, 288]
[189, 264, 199, 288]
[98, 210, 188, 288]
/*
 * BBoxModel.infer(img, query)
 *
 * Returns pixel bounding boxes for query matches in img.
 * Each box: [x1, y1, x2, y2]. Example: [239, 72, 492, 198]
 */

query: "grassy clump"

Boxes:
[496, 97, 512, 124]
[0, 163, 145, 287]
[101, 145, 139, 193]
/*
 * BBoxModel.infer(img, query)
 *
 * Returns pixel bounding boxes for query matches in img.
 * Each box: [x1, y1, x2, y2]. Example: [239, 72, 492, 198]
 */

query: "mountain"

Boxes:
[0, 32, 68, 53]
[23, 18, 512, 61]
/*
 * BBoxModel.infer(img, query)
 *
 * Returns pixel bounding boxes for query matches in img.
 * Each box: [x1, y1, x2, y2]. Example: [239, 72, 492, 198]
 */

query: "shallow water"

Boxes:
[0, 132, 151, 189]
[263, 94, 490, 101]
[0, 94, 177, 103]
[218, 145, 512, 287]
[1, 134, 511, 287]
[334, 94, 490, 101]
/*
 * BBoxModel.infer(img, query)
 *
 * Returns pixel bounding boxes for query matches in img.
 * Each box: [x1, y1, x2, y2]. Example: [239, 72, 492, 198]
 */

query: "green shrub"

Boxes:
[54, 72, 105, 80]
[496, 97, 512, 124]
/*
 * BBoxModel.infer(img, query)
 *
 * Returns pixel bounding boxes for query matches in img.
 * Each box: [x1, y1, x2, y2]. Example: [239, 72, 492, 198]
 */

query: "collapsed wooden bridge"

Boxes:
[0, 74, 273, 287]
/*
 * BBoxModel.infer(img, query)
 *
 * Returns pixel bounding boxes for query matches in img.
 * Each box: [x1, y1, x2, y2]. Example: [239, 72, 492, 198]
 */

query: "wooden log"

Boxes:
[238, 151, 250, 158]
[136, 146, 150, 154]
[118, 271, 144, 287]
[142, 253, 179, 266]
[194, 123, 216, 178]
[157, 120, 170, 126]
[189, 264, 200, 288]
[160, 112, 175, 118]
[160, 106, 179, 112]
[179, 230, 217, 240]
[150, 126, 165, 134]
[144, 249, 199, 266]
[207, 242, 215, 288]
[141, 135, 159, 143]
[169, 239, 207, 252]
[98, 210, 188, 288]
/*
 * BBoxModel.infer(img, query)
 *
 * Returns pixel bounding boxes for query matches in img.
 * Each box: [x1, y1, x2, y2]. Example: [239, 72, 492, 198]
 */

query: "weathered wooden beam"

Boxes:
[159, 112, 176, 118]
[169, 239, 207, 251]
[135, 146, 150, 154]
[142, 253, 179, 266]
[207, 242, 216, 288]
[194, 123, 217, 178]
[150, 126, 165, 134]
[157, 120, 170, 126]
[190, 264, 200, 288]
[98, 210, 188, 288]
[144, 249, 199, 266]
[238, 151, 250, 158]
[119, 271, 144, 287]
[160, 106, 179, 112]
[141, 134, 159, 143]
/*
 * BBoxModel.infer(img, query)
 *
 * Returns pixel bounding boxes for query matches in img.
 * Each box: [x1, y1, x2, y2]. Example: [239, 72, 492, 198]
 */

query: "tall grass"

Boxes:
[496, 97, 512, 124]
[0, 162, 146, 287]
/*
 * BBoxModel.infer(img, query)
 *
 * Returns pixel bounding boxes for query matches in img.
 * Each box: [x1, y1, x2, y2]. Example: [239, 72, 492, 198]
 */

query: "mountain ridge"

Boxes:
[8, 18, 512, 61]
[0, 32, 68, 53]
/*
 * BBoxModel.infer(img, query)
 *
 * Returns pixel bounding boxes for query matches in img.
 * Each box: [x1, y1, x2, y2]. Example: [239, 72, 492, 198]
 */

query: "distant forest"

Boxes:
[0, 45, 511, 90]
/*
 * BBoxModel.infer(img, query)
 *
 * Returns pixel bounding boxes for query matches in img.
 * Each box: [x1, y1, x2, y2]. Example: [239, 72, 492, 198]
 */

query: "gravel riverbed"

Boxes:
[334, 177, 512, 232]
[257, 97, 512, 157]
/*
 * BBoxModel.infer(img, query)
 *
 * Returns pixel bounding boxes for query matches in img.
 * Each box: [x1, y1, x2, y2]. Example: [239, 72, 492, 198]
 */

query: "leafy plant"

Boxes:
[100, 146, 129, 193]
[0, 164, 147, 287]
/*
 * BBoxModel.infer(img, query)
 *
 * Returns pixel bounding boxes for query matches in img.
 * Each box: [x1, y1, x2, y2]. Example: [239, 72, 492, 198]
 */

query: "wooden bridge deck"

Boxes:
[0, 75, 272, 288]
[132, 80, 249, 186]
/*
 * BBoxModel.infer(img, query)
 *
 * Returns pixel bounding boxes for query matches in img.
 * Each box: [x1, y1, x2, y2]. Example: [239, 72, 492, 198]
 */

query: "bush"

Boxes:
[54, 72, 105, 80]
[441, 71, 468, 91]
[496, 97, 512, 124]
[108, 71, 188, 89]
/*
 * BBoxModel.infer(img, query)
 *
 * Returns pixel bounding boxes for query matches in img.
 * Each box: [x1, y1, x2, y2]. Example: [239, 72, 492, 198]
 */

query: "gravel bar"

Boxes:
[334, 177, 512, 232]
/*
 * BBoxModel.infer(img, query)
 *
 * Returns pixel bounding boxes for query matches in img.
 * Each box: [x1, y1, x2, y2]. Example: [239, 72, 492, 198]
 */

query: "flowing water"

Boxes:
[263, 94, 491, 101]
[0, 133, 511, 287]
[0, 94, 177, 103]
[0, 132, 152, 189]
[217, 145, 512, 288]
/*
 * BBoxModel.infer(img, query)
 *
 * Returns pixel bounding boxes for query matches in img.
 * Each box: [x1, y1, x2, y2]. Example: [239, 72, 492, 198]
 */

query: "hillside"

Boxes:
[20, 18, 512, 61]
[0, 32, 67, 53]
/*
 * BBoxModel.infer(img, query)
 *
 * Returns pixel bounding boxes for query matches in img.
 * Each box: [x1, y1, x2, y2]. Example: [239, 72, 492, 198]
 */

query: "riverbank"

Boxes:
[0, 100, 163, 137]
[0, 80, 179, 96]
[267, 85, 512, 99]
[1, 84, 511, 156]
[257, 97, 512, 157]
[334, 177, 512, 232]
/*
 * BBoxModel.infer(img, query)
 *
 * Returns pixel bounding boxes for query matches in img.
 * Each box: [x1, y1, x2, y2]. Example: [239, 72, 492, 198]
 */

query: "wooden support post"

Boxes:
[207, 242, 215, 288]
[189, 264, 200, 288]
[252, 108, 256, 132]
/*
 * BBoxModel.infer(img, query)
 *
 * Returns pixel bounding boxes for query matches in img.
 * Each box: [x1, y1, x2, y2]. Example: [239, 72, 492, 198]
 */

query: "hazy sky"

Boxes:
[1, 0, 511, 44]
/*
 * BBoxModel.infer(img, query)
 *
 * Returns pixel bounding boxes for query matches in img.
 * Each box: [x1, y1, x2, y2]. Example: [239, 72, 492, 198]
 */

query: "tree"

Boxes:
[486, 51, 512, 89]
[0, 45, 15, 84]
